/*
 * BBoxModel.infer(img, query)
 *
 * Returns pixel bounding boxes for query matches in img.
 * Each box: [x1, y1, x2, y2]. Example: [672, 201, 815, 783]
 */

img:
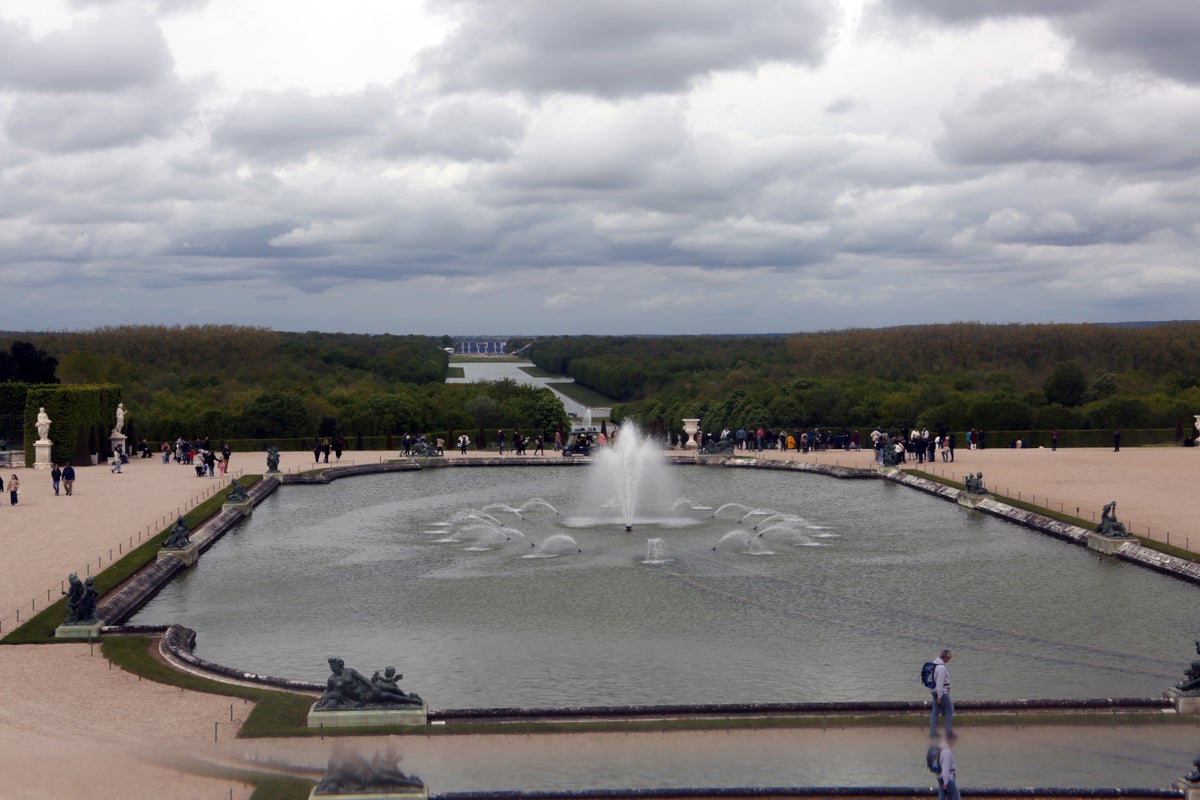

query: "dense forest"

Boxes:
[529, 323, 1200, 439]
[1, 326, 567, 447]
[4, 322, 1199, 452]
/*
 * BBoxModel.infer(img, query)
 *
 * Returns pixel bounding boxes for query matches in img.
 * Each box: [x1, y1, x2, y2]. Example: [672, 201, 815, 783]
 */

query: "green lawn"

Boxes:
[547, 381, 616, 409]
[517, 365, 556, 378]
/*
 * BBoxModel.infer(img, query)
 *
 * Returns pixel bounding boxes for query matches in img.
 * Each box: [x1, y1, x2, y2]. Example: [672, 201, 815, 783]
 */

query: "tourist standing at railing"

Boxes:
[929, 649, 953, 737]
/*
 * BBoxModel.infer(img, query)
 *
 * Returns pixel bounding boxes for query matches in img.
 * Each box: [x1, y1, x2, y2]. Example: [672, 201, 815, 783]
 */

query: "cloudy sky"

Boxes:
[2, 1, 1198, 336]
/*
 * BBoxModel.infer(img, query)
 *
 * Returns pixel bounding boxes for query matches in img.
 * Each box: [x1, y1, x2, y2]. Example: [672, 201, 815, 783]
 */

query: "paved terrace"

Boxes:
[0, 444, 1196, 797]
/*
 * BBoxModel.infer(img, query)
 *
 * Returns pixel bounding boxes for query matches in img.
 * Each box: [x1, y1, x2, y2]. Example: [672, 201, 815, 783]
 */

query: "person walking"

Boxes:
[62, 462, 76, 496]
[1113, 429, 1121, 452]
[929, 649, 954, 737]
[111, 452, 122, 474]
[51, 463, 62, 496]
[7, 474, 19, 505]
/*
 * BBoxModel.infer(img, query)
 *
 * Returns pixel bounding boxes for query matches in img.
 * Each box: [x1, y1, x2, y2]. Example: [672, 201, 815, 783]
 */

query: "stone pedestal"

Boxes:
[159, 542, 200, 566]
[109, 432, 127, 458]
[682, 419, 700, 450]
[223, 499, 253, 516]
[33, 439, 52, 470]
[266, 468, 283, 476]
[310, 788, 426, 800]
[1168, 686, 1200, 714]
[957, 492, 991, 509]
[1086, 532, 1136, 555]
[54, 620, 104, 639]
[307, 703, 428, 729]
[1173, 778, 1200, 800]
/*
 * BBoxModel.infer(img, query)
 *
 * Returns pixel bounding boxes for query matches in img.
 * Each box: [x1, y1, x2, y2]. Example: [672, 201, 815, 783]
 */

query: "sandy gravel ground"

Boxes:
[0, 444, 1195, 797]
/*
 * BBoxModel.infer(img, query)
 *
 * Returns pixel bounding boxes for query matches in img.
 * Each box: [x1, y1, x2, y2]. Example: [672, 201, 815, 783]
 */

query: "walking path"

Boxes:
[0, 444, 1195, 797]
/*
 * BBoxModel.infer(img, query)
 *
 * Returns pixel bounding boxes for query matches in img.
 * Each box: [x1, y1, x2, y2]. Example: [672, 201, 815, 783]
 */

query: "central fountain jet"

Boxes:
[592, 422, 671, 532]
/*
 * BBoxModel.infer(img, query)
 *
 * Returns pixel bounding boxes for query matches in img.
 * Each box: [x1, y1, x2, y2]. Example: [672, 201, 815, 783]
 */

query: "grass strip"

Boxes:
[100, 635, 314, 737]
[445, 366, 465, 379]
[517, 365, 556, 378]
[249, 776, 315, 800]
[0, 475, 263, 645]
[545, 381, 616, 409]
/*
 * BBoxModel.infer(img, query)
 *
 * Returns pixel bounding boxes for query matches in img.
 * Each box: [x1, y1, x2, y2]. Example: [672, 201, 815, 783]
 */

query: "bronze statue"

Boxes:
[62, 573, 99, 624]
[226, 478, 249, 503]
[163, 515, 191, 550]
[1178, 640, 1200, 693]
[880, 439, 900, 467]
[314, 657, 423, 711]
[266, 446, 280, 472]
[965, 472, 986, 494]
[1095, 501, 1129, 537]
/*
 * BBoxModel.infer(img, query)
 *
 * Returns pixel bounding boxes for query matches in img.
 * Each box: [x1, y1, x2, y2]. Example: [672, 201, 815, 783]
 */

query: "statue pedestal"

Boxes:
[223, 499, 253, 516]
[307, 703, 428, 729]
[33, 439, 52, 470]
[266, 468, 282, 476]
[1168, 686, 1200, 714]
[957, 492, 991, 509]
[159, 543, 200, 567]
[1173, 778, 1200, 800]
[309, 787, 426, 800]
[876, 466, 899, 476]
[109, 432, 127, 457]
[1086, 532, 1136, 555]
[54, 621, 103, 639]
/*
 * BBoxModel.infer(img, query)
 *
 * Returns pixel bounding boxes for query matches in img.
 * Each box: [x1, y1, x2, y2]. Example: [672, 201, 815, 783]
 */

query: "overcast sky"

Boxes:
[2, 1, 1198, 336]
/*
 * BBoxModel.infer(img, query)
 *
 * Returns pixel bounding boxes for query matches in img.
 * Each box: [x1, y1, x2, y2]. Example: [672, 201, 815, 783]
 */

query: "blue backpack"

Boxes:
[926, 745, 941, 774]
[921, 661, 937, 689]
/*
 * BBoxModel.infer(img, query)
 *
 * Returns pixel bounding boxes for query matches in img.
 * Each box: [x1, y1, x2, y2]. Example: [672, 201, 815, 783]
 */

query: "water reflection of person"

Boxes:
[933, 734, 959, 800]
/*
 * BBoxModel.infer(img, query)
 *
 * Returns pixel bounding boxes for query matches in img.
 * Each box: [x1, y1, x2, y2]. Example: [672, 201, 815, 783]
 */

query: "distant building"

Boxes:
[454, 338, 508, 355]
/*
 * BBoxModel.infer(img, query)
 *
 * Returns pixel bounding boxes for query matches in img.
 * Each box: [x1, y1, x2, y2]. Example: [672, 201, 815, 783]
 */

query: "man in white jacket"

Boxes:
[929, 649, 953, 737]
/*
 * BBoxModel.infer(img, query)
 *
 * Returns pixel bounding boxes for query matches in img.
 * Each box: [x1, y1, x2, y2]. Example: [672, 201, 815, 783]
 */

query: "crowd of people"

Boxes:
[163, 436, 233, 478]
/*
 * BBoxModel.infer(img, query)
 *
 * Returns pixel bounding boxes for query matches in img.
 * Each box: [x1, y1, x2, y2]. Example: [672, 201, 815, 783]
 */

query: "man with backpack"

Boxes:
[926, 648, 953, 737]
[927, 734, 959, 800]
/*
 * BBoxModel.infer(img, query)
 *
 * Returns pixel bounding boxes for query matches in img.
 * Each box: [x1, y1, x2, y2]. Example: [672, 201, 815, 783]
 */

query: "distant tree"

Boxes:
[464, 394, 502, 430]
[0, 340, 59, 383]
[1086, 371, 1118, 402]
[239, 392, 311, 438]
[1044, 361, 1087, 407]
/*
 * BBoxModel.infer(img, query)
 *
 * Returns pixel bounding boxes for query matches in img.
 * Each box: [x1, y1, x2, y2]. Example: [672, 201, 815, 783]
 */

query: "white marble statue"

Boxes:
[114, 402, 126, 434]
[36, 407, 51, 441]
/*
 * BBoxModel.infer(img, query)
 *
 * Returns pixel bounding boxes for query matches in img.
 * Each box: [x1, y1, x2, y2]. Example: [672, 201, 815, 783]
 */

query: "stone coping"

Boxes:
[429, 790, 1182, 800]
[122, 624, 1179, 720]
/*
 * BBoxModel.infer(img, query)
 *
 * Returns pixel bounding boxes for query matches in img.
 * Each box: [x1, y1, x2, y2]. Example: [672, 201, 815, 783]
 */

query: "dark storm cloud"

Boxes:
[0, 11, 173, 92]
[881, 0, 1200, 85]
[420, 0, 838, 97]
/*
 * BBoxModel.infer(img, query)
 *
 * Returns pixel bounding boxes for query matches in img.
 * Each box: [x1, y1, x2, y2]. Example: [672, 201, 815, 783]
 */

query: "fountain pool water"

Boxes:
[131, 464, 1197, 710]
[591, 423, 676, 531]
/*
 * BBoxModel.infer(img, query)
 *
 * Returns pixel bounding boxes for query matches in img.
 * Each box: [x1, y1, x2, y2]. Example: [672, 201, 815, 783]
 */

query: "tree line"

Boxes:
[528, 323, 1200, 437]
[3, 326, 567, 447]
